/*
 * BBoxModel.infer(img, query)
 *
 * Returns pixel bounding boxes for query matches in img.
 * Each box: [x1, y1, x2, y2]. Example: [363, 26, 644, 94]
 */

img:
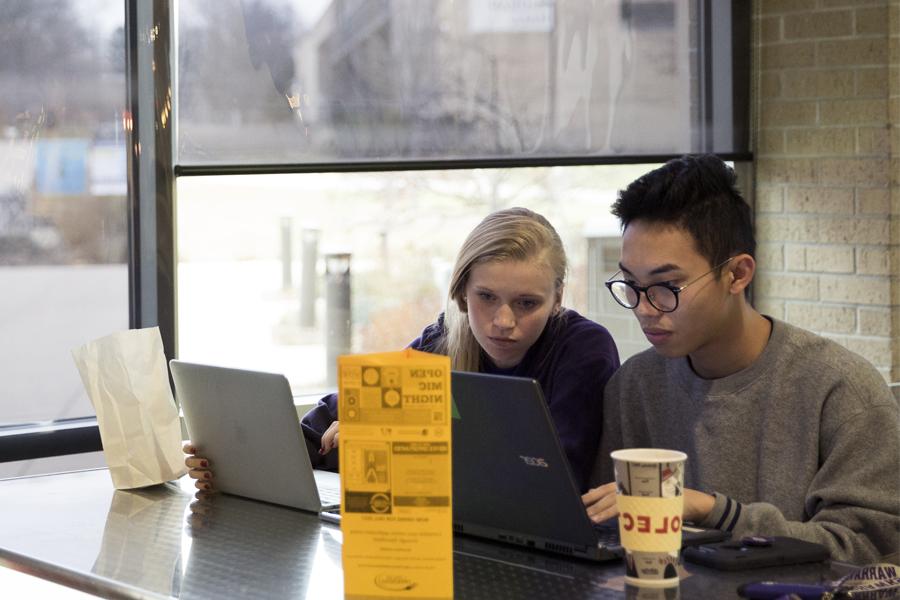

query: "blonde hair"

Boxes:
[436, 207, 567, 372]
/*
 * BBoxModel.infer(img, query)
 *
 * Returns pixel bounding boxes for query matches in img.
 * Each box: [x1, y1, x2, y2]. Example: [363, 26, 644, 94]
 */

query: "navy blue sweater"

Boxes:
[301, 308, 619, 491]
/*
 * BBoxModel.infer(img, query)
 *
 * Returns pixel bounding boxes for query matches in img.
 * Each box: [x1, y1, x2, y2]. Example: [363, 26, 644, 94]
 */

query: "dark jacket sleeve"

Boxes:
[299, 317, 446, 470]
[301, 393, 339, 470]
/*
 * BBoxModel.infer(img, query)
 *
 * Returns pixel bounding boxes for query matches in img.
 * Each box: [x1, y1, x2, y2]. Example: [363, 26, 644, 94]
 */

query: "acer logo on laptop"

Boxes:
[519, 455, 549, 468]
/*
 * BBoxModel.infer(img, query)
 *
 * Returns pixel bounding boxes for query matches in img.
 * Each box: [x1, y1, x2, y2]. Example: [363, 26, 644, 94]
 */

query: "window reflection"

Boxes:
[0, 2, 128, 428]
[175, 165, 654, 394]
[177, 0, 711, 164]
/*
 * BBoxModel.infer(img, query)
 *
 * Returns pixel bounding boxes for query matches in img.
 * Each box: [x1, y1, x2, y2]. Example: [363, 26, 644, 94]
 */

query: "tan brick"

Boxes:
[785, 244, 806, 270]
[820, 274, 891, 304]
[754, 298, 785, 319]
[760, 100, 818, 126]
[781, 70, 853, 98]
[817, 39, 889, 67]
[820, 0, 887, 7]
[785, 10, 853, 39]
[820, 99, 889, 126]
[856, 67, 890, 97]
[785, 187, 854, 213]
[857, 247, 891, 274]
[779, 72, 816, 98]
[857, 126, 892, 155]
[859, 307, 891, 335]
[762, 43, 816, 69]
[759, 129, 786, 154]
[816, 216, 891, 244]
[761, 215, 892, 244]
[760, 16, 783, 43]
[785, 128, 856, 155]
[759, 72, 782, 99]
[760, 0, 817, 14]
[807, 245, 856, 272]
[755, 273, 819, 299]
[857, 188, 891, 214]
[756, 185, 785, 212]
[756, 215, 790, 242]
[856, 6, 890, 35]
[816, 158, 892, 186]
[757, 158, 817, 184]
[757, 243, 785, 270]
[844, 337, 892, 368]
[892, 3, 900, 35]
[891, 66, 900, 97]
[785, 303, 857, 333]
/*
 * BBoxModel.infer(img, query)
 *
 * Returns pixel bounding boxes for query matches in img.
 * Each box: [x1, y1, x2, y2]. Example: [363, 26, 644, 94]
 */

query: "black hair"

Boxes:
[611, 154, 755, 271]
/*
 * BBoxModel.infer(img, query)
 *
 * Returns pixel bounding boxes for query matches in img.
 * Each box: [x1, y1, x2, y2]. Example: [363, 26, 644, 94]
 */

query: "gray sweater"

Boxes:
[591, 318, 900, 564]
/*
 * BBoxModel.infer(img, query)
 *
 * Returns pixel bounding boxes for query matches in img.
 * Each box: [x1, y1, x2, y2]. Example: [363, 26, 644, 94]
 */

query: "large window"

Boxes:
[0, 5, 128, 424]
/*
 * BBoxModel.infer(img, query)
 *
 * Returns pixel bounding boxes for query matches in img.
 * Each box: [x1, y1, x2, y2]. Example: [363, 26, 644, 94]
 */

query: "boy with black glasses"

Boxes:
[582, 154, 899, 564]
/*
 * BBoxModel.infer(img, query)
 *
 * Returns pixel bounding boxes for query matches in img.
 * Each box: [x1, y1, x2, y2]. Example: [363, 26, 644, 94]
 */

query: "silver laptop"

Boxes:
[169, 360, 340, 512]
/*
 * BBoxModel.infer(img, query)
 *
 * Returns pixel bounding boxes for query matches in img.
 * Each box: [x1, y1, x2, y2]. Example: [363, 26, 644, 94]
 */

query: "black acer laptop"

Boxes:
[450, 371, 728, 562]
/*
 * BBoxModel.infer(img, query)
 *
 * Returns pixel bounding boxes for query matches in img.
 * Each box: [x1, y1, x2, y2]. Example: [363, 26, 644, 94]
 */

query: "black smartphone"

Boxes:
[682, 536, 829, 571]
[681, 525, 731, 547]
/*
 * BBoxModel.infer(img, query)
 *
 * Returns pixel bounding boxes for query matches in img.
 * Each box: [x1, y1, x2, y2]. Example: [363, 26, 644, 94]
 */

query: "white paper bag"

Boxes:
[71, 327, 188, 489]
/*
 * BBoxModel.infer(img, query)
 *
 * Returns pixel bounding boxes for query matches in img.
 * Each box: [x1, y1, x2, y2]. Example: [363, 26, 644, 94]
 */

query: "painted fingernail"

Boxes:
[201, 460, 208, 467]
[204, 472, 211, 479]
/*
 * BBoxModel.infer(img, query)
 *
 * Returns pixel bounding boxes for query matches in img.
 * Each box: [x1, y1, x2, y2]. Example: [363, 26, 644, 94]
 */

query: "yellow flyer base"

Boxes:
[625, 575, 680, 588]
[339, 350, 454, 600]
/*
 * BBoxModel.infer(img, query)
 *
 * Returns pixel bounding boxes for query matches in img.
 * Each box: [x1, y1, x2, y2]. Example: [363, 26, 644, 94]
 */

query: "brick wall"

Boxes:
[752, 0, 899, 382]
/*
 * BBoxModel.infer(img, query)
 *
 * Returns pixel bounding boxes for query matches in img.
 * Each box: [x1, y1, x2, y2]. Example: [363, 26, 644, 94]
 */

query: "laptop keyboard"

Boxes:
[318, 485, 341, 506]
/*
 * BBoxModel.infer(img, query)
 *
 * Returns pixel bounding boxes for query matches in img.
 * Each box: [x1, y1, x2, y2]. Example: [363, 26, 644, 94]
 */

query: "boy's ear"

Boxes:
[728, 254, 756, 295]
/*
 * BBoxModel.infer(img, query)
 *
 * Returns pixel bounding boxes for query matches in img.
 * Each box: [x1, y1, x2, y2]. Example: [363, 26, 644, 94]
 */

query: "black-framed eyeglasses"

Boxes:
[605, 258, 734, 313]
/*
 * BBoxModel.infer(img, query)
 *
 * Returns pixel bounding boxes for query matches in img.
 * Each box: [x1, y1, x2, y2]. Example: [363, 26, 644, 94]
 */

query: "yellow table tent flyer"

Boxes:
[338, 349, 453, 599]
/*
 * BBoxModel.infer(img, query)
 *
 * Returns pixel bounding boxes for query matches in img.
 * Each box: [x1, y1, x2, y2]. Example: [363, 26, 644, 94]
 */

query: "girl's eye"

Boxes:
[476, 292, 494, 302]
[517, 299, 538, 310]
